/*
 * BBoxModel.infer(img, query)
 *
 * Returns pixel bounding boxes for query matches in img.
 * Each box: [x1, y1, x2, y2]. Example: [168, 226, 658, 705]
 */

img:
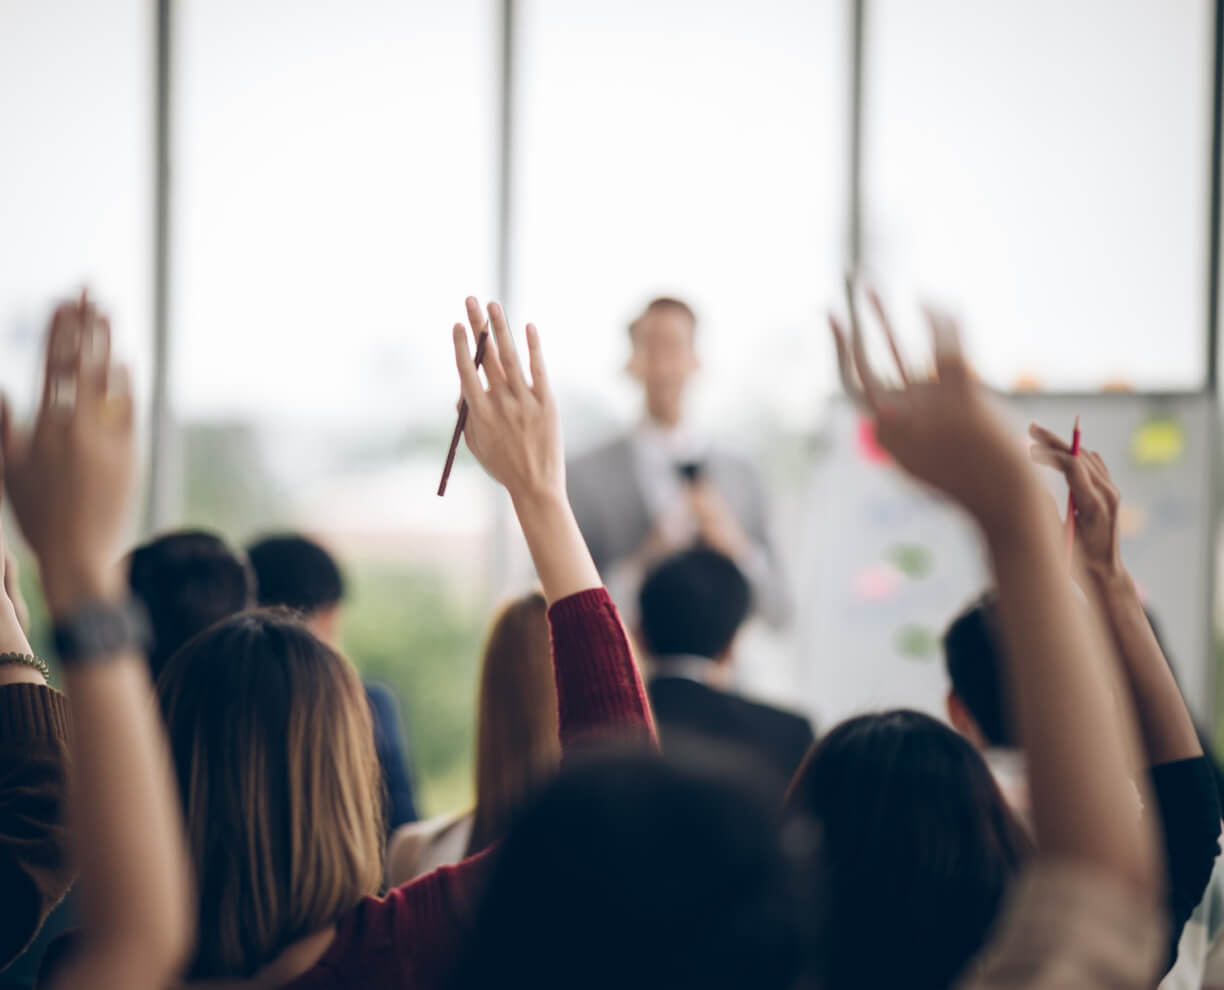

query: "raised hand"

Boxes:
[829, 289, 1032, 532]
[1029, 424, 1123, 577]
[2, 293, 134, 613]
[452, 297, 562, 503]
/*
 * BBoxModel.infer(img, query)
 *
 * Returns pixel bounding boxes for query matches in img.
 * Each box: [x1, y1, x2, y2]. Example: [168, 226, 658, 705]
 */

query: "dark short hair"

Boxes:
[943, 594, 1013, 748]
[455, 750, 816, 990]
[628, 296, 698, 338]
[246, 533, 345, 616]
[786, 710, 1032, 990]
[127, 529, 256, 679]
[638, 547, 750, 660]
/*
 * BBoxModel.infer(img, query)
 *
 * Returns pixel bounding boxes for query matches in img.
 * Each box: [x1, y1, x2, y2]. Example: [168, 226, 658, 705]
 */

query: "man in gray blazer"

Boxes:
[567, 297, 792, 627]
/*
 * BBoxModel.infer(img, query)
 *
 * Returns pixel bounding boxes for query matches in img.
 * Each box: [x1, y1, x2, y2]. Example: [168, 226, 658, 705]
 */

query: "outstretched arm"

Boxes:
[452, 297, 652, 746]
[1029, 425, 1202, 765]
[832, 295, 1159, 899]
[1030, 424, 1219, 974]
[3, 296, 192, 989]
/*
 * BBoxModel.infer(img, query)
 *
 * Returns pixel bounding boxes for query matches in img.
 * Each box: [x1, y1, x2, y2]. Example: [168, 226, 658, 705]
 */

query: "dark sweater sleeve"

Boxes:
[1149, 755, 1222, 977]
[0, 683, 73, 973]
[547, 588, 656, 752]
[375, 590, 656, 986]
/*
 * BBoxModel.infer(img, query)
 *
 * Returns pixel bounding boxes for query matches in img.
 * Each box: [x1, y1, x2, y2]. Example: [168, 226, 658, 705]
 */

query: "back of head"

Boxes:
[785, 710, 1031, 990]
[943, 593, 1014, 748]
[638, 547, 750, 661]
[157, 610, 384, 979]
[469, 592, 559, 855]
[127, 529, 256, 678]
[246, 532, 345, 616]
[455, 751, 816, 990]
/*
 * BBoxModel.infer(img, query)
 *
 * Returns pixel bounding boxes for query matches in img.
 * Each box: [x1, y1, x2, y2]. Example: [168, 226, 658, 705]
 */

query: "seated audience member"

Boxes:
[127, 529, 256, 679]
[247, 531, 420, 831]
[787, 708, 1033, 989]
[388, 592, 558, 885]
[146, 298, 652, 987]
[2, 294, 191, 988]
[940, 426, 1222, 983]
[795, 297, 1167, 989]
[638, 546, 813, 790]
[453, 751, 818, 990]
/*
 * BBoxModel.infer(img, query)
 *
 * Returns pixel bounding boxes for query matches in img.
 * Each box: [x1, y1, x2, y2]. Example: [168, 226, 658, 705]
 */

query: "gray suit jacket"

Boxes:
[566, 434, 792, 627]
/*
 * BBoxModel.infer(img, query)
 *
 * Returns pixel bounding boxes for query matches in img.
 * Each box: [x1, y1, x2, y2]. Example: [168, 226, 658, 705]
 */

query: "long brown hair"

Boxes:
[466, 592, 560, 855]
[157, 609, 385, 980]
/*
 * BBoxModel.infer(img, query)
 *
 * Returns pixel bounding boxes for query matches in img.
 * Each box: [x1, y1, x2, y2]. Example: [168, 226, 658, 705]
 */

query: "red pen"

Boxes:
[1065, 415, 1081, 561]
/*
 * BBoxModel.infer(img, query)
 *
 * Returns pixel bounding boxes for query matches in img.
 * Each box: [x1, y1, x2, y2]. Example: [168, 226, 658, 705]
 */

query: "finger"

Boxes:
[0, 397, 27, 477]
[77, 313, 112, 408]
[843, 277, 887, 409]
[525, 323, 552, 399]
[924, 308, 967, 383]
[466, 295, 505, 388]
[866, 287, 911, 386]
[1030, 446, 1099, 498]
[465, 296, 488, 340]
[102, 363, 134, 432]
[0, 398, 10, 469]
[1085, 449, 1114, 484]
[487, 301, 528, 394]
[1082, 450, 1120, 506]
[1027, 423, 1074, 454]
[452, 323, 488, 409]
[829, 315, 867, 407]
[42, 303, 82, 414]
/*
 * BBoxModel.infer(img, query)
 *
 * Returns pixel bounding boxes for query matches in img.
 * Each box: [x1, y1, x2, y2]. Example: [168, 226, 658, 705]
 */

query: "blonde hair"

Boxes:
[467, 592, 560, 855]
[158, 609, 385, 979]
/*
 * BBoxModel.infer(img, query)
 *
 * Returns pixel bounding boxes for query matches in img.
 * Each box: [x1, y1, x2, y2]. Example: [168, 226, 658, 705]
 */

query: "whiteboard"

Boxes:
[798, 393, 1217, 729]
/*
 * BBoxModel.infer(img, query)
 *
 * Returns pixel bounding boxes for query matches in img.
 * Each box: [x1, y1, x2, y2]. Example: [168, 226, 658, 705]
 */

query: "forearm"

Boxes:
[63, 656, 192, 979]
[511, 490, 602, 605]
[549, 589, 655, 749]
[984, 483, 1159, 898]
[1092, 566, 1202, 765]
[52, 572, 191, 982]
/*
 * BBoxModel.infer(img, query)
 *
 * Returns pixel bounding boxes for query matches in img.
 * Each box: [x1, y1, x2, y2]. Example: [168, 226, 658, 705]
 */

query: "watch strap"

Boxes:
[53, 597, 152, 667]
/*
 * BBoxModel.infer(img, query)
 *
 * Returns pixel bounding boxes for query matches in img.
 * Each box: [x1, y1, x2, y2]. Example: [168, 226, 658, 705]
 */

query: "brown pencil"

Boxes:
[437, 329, 490, 496]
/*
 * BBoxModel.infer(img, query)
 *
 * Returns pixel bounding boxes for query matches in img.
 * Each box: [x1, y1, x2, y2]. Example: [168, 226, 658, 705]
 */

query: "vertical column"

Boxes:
[146, 0, 177, 534]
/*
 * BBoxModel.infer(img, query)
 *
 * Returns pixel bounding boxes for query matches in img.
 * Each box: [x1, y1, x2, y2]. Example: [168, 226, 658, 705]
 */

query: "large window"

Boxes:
[0, 0, 153, 426]
[513, 0, 849, 444]
[0, 0, 154, 662]
[173, 0, 499, 812]
[863, 0, 1214, 391]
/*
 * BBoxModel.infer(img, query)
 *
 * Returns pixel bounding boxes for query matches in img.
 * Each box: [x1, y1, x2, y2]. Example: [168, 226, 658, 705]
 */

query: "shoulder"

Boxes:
[387, 812, 472, 887]
[568, 434, 634, 475]
[723, 690, 813, 736]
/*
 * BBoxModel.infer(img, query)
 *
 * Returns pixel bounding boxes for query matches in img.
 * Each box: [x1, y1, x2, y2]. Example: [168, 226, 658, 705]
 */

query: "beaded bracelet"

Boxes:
[0, 652, 51, 679]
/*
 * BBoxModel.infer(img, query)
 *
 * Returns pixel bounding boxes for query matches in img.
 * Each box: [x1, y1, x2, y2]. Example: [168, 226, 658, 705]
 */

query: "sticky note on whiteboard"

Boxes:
[1131, 416, 1185, 467]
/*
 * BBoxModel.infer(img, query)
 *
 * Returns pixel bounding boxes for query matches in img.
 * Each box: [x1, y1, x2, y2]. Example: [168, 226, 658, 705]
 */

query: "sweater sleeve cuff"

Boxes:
[0, 683, 70, 745]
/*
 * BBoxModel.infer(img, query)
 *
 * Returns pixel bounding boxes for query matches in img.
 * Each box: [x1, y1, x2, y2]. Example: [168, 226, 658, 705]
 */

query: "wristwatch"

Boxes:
[53, 597, 152, 666]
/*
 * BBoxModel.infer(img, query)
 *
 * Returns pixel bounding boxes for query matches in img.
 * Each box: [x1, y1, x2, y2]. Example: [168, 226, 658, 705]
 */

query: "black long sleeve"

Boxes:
[1149, 755, 1222, 977]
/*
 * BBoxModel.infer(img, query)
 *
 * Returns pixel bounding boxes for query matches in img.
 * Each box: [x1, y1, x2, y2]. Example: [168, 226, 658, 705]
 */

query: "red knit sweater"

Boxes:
[282, 587, 654, 989]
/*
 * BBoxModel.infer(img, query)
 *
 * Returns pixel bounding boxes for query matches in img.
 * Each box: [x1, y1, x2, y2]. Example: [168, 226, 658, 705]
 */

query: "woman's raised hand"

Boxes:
[2, 292, 134, 612]
[453, 297, 564, 505]
[830, 286, 1032, 532]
